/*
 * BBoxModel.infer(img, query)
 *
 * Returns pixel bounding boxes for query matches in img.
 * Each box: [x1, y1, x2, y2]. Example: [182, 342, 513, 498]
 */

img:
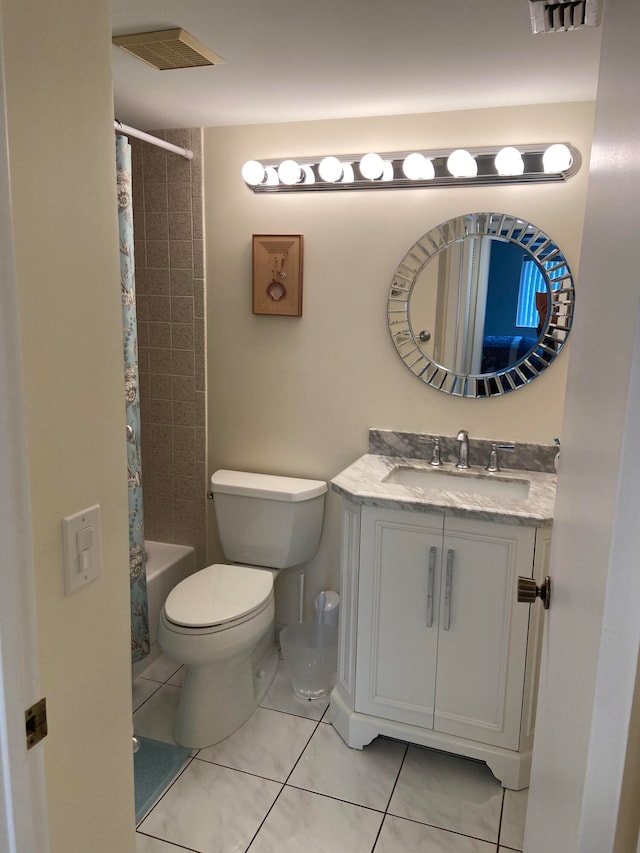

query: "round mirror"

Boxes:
[387, 212, 575, 397]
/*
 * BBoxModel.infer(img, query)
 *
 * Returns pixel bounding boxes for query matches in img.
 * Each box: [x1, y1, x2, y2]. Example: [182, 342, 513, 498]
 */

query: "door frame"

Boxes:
[525, 0, 640, 849]
[0, 2, 49, 847]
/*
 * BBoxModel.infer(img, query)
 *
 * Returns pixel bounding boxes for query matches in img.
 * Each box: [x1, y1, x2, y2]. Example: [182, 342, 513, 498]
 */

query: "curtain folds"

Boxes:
[116, 135, 149, 664]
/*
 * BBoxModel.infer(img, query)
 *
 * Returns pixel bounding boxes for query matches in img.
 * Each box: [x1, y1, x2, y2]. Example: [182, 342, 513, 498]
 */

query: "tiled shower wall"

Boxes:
[130, 128, 207, 569]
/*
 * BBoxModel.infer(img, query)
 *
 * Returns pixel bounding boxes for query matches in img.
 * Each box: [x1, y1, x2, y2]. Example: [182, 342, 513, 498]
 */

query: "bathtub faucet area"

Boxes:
[133, 541, 196, 678]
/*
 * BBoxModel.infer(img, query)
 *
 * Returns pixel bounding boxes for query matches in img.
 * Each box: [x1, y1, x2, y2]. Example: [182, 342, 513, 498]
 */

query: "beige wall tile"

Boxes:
[150, 398, 173, 424]
[175, 450, 196, 476]
[144, 181, 169, 211]
[168, 155, 192, 183]
[147, 268, 171, 295]
[172, 323, 194, 350]
[148, 321, 171, 348]
[148, 294, 171, 322]
[173, 400, 195, 427]
[168, 182, 192, 211]
[169, 211, 193, 240]
[171, 268, 194, 296]
[174, 425, 196, 452]
[150, 373, 173, 399]
[145, 211, 169, 241]
[172, 374, 195, 401]
[146, 239, 169, 269]
[172, 349, 195, 376]
[149, 347, 172, 374]
[171, 296, 194, 323]
[169, 240, 194, 269]
[134, 129, 206, 564]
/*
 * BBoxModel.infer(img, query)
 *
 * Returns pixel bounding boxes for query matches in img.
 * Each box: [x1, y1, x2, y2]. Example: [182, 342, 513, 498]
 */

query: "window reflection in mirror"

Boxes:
[388, 213, 574, 398]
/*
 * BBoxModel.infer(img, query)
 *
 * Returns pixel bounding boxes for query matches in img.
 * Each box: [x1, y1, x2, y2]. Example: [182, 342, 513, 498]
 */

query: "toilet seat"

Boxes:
[164, 563, 273, 629]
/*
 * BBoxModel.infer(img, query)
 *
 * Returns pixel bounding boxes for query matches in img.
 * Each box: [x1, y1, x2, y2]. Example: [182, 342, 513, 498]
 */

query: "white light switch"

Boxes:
[62, 505, 101, 595]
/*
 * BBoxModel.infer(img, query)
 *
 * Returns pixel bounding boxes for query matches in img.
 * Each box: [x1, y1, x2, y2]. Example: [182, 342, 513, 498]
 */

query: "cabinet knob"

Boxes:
[517, 576, 551, 610]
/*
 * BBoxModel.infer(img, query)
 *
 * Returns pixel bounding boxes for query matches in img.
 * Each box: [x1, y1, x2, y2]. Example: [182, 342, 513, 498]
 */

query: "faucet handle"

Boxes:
[419, 435, 443, 466]
[485, 443, 515, 473]
[428, 437, 442, 467]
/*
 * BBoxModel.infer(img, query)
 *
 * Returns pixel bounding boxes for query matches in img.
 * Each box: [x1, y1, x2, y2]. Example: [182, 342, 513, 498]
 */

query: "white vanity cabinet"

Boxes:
[330, 500, 551, 790]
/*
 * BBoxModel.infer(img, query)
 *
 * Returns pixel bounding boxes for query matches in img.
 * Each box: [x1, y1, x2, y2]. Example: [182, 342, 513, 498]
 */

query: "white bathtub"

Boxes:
[134, 540, 196, 676]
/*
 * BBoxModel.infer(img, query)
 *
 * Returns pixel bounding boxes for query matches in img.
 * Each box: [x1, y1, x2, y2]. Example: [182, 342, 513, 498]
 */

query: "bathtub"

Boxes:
[134, 540, 196, 676]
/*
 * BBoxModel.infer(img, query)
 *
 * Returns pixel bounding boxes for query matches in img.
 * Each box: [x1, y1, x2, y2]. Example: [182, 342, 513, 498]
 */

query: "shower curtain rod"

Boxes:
[114, 121, 193, 160]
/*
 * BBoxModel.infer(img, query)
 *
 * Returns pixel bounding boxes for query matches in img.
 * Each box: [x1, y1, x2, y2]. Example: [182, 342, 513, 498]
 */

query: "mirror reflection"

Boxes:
[388, 213, 575, 397]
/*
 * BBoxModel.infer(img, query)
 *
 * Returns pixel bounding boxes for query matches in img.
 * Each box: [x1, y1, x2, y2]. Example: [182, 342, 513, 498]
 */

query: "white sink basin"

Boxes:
[383, 466, 531, 502]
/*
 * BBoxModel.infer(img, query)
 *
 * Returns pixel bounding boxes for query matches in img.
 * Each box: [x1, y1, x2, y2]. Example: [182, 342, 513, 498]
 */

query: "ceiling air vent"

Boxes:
[112, 28, 224, 70]
[528, 0, 602, 33]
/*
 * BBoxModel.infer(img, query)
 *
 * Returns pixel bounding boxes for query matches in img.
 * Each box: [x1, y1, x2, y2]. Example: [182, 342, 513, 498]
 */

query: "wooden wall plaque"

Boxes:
[252, 235, 303, 316]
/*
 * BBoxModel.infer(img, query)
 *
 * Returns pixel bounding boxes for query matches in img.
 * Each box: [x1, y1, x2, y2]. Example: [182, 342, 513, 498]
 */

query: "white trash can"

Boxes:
[280, 623, 338, 700]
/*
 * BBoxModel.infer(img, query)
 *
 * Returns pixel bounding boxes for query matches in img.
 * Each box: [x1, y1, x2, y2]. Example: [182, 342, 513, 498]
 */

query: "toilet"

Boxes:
[158, 469, 327, 748]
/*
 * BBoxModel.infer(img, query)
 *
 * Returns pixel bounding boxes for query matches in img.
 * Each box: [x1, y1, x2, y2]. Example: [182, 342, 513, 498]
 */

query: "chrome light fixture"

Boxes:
[241, 143, 580, 192]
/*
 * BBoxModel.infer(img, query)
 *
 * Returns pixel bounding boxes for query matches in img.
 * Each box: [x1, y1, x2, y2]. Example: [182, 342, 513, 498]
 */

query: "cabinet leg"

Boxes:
[485, 750, 532, 791]
[329, 690, 379, 750]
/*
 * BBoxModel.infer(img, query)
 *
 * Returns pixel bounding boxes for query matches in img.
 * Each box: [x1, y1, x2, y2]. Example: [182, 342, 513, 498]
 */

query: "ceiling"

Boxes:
[111, 0, 603, 131]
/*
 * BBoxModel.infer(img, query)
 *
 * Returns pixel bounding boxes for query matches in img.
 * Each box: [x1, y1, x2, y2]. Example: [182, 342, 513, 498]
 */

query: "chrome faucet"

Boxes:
[456, 429, 470, 469]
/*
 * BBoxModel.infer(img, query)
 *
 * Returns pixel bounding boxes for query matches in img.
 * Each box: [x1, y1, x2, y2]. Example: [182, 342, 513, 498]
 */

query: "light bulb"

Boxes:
[446, 149, 478, 178]
[241, 160, 266, 185]
[381, 160, 394, 181]
[301, 165, 315, 184]
[402, 153, 435, 180]
[278, 159, 303, 185]
[263, 167, 279, 186]
[495, 147, 525, 176]
[318, 156, 344, 182]
[359, 153, 385, 180]
[340, 163, 355, 183]
[543, 144, 573, 173]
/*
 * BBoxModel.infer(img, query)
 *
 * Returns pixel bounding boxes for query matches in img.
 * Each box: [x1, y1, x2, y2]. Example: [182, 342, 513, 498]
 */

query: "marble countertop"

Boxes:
[331, 453, 557, 527]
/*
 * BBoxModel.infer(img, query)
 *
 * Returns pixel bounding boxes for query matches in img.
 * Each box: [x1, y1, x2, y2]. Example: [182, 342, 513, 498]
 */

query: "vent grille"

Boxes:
[112, 28, 224, 70]
[529, 0, 602, 33]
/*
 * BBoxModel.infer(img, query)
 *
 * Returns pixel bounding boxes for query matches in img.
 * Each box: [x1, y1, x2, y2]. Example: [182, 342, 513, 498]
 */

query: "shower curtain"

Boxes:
[116, 135, 149, 664]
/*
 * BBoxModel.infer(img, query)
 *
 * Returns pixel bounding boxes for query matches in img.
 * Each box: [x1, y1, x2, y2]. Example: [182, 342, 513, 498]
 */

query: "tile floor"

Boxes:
[133, 653, 528, 853]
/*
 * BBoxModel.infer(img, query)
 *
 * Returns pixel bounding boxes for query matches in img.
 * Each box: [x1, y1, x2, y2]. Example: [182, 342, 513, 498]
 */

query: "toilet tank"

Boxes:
[210, 470, 327, 569]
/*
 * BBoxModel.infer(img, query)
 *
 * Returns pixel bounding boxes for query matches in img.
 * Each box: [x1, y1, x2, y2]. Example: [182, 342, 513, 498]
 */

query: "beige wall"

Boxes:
[3, 0, 135, 850]
[204, 102, 594, 617]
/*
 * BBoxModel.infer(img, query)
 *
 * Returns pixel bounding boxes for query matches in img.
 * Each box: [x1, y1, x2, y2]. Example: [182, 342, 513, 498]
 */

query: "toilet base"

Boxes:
[174, 627, 278, 749]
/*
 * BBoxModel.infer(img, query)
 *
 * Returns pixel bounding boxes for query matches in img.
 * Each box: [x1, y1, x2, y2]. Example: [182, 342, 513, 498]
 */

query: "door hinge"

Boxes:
[25, 697, 47, 749]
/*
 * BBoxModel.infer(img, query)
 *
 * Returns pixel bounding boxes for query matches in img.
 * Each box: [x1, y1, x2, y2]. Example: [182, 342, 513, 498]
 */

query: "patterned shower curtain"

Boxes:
[116, 135, 149, 664]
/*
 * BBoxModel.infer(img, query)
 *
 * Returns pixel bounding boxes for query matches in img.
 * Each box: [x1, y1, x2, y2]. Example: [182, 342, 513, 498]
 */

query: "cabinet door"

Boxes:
[355, 506, 444, 728]
[434, 517, 535, 749]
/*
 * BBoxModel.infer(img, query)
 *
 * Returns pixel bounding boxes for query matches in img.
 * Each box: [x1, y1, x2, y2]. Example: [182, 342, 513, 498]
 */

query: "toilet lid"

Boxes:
[164, 564, 273, 629]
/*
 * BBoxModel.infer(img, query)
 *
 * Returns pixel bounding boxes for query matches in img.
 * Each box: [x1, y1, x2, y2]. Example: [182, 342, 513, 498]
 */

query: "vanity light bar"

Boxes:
[242, 143, 580, 193]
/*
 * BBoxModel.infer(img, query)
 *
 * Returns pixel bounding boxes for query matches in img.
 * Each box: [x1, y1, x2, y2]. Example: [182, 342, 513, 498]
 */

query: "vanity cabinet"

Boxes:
[330, 500, 551, 790]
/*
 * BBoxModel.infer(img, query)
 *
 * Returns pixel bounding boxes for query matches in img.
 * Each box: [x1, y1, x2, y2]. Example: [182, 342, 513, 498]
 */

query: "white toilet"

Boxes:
[157, 469, 327, 749]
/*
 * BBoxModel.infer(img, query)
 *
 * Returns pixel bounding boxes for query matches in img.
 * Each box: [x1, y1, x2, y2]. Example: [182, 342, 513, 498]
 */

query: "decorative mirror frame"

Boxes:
[387, 212, 575, 398]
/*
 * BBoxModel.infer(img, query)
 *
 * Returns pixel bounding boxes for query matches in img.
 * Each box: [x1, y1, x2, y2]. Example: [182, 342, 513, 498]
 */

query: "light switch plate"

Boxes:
[62, 505, 102, 595]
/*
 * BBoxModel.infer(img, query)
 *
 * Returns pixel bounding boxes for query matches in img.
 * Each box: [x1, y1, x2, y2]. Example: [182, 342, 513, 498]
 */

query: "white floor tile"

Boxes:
[166, 666, 184, 687]
[133, 684, 181, 745]
[138, 652, 182, 684]
[388, 747, 503, 843]
[500, 787, 528, 850]
[288, 725, 406, 811]
[133, 677, 161, 713]
[248, 785, 383, 853]
[376, 814, 496, 852]
[260, 663, 330, 720]
[136, 832, 186, 851]
[139, 759, 281, 853]
[197, 706, 317, 782]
